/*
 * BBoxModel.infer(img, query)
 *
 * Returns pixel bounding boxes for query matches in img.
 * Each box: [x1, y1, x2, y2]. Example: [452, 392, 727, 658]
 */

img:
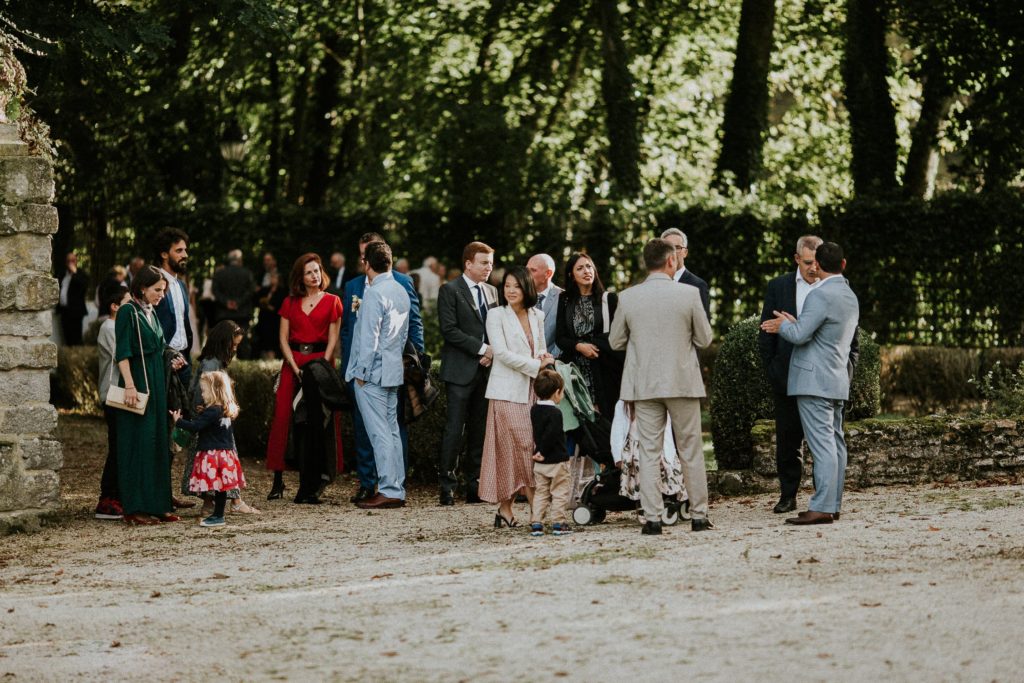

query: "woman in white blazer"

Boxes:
[479, 267, 554, 527]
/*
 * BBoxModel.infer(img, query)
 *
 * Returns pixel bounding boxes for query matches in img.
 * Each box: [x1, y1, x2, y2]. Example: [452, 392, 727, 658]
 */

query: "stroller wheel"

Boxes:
[591, 508, 606, 524]
[661, 505, 680, 526]
[572, 506, 593, 526]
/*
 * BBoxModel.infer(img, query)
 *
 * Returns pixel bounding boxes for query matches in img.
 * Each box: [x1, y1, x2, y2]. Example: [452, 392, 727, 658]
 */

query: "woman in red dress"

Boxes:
[266, 253, 344, 502]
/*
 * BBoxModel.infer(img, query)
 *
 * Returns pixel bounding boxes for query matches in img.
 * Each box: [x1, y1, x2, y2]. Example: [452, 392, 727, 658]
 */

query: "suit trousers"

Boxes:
[439, 372, 488, 494]
[773, 392, 805, 499]
[354, 381, 405, 500]
[348, 381, 409, 490]
[796, 396, 847, 514]
[634, 397, 707, 522]
[531, 461, 571, 525]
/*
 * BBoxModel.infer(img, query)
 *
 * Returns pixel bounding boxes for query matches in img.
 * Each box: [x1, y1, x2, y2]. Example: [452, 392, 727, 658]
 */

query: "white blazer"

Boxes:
[485, 306, 547, 403]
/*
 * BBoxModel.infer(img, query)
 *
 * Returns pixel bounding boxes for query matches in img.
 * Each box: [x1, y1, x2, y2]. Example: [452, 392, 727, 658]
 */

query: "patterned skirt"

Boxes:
[478, 397, 536, 504]
[189, 449, 247, 493]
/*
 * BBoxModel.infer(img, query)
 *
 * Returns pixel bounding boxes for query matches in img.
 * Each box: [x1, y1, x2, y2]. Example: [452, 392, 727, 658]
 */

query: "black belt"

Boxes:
[289, 342, 327, 354]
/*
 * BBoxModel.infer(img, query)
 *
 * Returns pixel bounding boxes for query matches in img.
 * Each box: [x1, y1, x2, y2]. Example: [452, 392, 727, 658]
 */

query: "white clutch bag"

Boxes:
[104, 304, 151, 416]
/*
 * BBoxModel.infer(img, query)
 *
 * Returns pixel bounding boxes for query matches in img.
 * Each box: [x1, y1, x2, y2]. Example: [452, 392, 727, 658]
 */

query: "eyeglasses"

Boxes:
[673, 245, 687, 251]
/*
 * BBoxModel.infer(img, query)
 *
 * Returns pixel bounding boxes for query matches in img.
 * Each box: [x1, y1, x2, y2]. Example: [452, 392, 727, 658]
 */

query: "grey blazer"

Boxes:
[778, 276, 860, 401]
[535, 284, 562, 357]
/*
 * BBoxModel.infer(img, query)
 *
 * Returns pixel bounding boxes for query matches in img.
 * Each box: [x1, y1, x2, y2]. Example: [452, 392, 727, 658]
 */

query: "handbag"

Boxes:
[104, 304, 151, 415]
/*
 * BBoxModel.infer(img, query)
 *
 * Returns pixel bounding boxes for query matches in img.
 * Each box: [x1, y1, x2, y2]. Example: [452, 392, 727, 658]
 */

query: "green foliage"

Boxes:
[225, 360, 279, 460]
[52, 346, 101, 414]
[974, 361, 1024, 418]
[709, 317, 773, 469]
[710, 316, 880, 469]
[885, 347, 979, 414]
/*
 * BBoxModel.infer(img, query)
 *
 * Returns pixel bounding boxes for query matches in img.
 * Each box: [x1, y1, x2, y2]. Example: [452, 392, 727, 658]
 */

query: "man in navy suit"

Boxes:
[758, 235, 823, 514]
[660, 228, 711, 324]
[152, 227, 195, 510]
[341, 232, 425, 504]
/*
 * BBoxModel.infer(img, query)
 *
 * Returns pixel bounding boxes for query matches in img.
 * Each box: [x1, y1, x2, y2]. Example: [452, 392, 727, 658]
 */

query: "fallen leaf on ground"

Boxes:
[211, 573, 229, 579]
[110, 641, 121, 648]
[928, 526, 941, 531]
[150, 591, 161, 598]
[860, 601, 882, 607]
[371, 573, 393, 580]
[797, 557, 820, 564]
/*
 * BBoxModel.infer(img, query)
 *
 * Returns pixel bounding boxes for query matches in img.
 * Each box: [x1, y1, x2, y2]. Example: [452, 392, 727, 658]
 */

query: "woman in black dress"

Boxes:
[554, 252, 623, 417]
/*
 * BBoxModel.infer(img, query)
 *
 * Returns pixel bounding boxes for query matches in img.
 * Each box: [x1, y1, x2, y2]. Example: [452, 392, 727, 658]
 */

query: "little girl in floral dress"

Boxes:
[171, 371, 245, 528]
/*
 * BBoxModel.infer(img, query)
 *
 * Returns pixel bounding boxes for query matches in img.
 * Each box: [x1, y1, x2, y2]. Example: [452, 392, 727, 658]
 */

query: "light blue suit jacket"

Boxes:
[341, 270, 423, 374]
[344, 271, 411, 388]
[535, 284, 562, 357]
[778, 276, 860, 401]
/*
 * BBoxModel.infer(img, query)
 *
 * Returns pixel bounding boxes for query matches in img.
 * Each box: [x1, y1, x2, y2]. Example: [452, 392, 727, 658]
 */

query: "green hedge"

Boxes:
[880, 346, 1024, 413]
[710, 316, 880, 469]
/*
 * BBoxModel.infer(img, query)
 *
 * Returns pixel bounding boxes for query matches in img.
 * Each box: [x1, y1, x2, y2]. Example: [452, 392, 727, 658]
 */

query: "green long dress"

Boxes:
[115, 301, 172, 516]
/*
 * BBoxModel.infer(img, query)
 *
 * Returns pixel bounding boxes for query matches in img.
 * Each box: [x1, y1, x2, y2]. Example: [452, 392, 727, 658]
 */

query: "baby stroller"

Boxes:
[571, 400, 689, 527]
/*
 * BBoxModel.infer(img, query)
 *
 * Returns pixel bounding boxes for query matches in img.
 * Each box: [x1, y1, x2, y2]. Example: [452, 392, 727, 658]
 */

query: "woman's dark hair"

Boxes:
[288, 253, 328, 297]
[498, 266, 537, 308]
[130, 265, 164, 298]
[562, 252, 605, 302]
[199, 320, 243, 366]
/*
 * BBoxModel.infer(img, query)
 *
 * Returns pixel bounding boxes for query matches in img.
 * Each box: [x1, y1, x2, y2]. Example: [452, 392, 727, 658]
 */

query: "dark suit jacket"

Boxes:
[155, 276, 194, 353]
[555, 291, 623, 416]
[58, 270, 89, 317]
[438, 277, 497, 385]
[326, 266, 356, 297]
[341, 271, 425, 372]
[758, 271, 859, 396]
[212, 265, 256, 321]
[678, 269, 711, 324]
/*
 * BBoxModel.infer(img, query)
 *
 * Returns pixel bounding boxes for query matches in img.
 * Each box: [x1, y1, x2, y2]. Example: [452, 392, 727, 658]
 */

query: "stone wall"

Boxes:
[0, 122, 61, 533]
[711, 416, 1024, 496]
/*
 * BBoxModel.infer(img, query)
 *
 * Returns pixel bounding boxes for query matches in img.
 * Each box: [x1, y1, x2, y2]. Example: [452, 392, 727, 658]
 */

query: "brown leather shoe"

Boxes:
[832, 512, 841, 520]
[786, 511, 834, 525]
[355, 494, 406, 509]
[172, 496, 196, 510]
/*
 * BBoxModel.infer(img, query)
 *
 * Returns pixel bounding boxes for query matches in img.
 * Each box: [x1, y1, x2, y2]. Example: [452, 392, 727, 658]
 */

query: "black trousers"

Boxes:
[439, 372, 488, 494]
[774, 392, 805, 499]
[296, 369, 327, 499]
[61, 312, 84, 346]
[100, 406, 120, 500]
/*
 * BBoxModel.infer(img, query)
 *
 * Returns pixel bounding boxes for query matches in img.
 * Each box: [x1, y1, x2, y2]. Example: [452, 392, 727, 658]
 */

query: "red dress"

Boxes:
[265, 293, 344, 471]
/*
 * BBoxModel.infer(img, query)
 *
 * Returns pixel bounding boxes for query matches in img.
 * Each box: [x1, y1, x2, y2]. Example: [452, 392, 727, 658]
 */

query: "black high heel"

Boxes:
[267, 472, 285, 500]
[494, 512, 517, 528]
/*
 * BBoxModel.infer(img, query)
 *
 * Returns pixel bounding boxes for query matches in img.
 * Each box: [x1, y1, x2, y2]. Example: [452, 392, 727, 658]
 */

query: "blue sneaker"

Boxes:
[199, 515, 225, 527]
[530, 523, 544, 537]
[552, 523, 572, 536]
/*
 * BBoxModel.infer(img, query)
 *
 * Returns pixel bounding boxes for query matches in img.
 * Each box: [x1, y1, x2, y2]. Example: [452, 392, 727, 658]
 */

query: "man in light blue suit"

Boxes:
[527, 253, 563, 357]
[345, 240, 411, 509]
[341, 232, 424, 504]
[761, 242, 859, 525]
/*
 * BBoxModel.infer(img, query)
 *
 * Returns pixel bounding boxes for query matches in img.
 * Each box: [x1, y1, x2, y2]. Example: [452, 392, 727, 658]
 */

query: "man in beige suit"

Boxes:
[610, 238, 713, 535]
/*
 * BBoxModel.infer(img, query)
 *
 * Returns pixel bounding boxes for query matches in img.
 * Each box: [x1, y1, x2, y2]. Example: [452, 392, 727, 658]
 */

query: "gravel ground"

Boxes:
[2, 414, 1024, 682]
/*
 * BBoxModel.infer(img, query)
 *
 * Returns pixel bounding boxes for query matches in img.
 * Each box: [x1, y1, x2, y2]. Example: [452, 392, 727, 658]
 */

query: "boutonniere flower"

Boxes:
[351, 294, 361, 315]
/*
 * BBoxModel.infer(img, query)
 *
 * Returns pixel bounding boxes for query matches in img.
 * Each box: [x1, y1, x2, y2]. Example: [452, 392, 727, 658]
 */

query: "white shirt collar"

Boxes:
[673, 266, 686, 281]
[462, 273, 483, 290]
[536, 400, 558, 407]
[796, 270, 816, 286]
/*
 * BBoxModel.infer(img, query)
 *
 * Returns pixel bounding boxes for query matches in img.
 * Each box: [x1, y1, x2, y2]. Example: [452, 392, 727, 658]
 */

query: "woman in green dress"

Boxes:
[115, 266, 185, 525]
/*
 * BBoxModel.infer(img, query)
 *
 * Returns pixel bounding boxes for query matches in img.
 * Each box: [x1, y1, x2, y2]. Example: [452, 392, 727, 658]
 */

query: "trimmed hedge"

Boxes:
[710, 316, 881, 469]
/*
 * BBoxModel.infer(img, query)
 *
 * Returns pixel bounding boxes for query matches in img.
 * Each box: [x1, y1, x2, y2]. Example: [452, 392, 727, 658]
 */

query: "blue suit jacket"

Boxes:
[154, 275, 192, 353]
[778, 276, 860, 401]
[344, 272, 411, 388]
[342, 270, 423, 373]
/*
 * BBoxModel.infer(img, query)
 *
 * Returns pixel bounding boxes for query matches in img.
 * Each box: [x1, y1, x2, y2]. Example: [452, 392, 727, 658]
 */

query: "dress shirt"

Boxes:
[795, 269, 818, 316]
[673, 265, 686, 281]
[59, 272, 71, 307]
[334, 267, 345, 290]
[160, 268, 187, 351]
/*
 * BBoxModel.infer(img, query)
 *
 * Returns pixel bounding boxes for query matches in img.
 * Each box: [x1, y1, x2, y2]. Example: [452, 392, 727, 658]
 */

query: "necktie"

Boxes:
[536, 293, 545, 309]
[475, 285, 488, 321]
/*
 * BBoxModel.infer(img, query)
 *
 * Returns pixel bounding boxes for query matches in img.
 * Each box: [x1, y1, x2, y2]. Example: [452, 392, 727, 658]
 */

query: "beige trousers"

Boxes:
[633, 397, 707, 522]
[531, 461, 571, 525]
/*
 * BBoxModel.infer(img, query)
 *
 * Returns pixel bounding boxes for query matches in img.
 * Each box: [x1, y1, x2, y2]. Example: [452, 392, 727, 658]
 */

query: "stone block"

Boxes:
[0, 339, 57, 370]
[0, 204, 58, 235]
[0, 310, 51, 337]
[0, 156, 54, 204]
[0, 273, 58, 311]
[0, 369, 50, 403]
[0, 233, 52, 272]
[20, 470, 59, 507]
[19, 438, 62, 470]
[0, 404, 57, 436]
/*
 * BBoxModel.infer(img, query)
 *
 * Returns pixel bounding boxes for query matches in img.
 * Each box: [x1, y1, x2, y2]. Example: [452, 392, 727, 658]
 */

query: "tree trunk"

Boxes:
[594, 0, 641, 198]
[714, 0, 778, 192]
[902, 55, 953, 199]
[842, 0, 899, 197]
[304, 37, 346, 208]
